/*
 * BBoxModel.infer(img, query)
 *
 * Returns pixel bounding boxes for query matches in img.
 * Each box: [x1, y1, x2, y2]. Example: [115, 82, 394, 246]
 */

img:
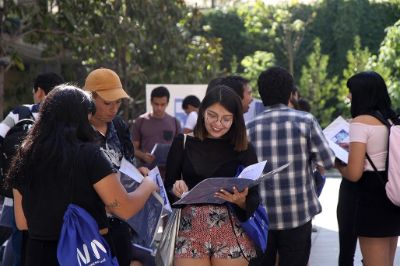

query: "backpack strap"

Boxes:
[368, 111, 392, 176]
[366, 151, 390, 190]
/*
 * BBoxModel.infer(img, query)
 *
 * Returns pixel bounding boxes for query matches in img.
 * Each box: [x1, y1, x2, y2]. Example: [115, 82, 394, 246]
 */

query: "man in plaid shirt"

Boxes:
[247, 67, 335, 266]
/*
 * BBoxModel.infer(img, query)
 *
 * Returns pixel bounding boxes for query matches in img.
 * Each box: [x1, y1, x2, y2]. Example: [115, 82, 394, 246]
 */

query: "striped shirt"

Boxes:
[246, 104, 335, 230]
[0, 104, 39, 213]
[0, 104, 39, 144]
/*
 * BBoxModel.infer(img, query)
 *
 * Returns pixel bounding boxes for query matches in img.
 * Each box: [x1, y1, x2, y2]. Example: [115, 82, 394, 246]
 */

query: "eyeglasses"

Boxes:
[205, 111, 233, 128]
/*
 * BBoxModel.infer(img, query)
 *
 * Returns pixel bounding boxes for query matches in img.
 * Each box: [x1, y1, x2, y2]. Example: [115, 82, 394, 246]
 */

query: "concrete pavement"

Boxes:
[309, 177, 400, 265]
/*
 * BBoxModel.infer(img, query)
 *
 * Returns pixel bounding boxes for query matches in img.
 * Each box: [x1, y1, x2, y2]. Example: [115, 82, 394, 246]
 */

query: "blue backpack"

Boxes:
[57, 204, 119, 266]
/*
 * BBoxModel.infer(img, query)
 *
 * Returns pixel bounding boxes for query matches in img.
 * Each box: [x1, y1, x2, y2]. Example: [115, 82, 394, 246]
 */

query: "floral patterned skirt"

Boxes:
[174, 205, 257, 259]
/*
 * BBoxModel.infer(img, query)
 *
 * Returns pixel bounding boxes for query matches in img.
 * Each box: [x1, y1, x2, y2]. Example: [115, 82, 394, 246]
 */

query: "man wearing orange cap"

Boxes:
[84, 68, 146, 266]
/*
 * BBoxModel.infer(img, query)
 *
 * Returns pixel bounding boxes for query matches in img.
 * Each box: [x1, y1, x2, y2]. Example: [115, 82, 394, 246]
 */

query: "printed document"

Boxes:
[118, 158, 164, 248]
[323, 116, 349, 164]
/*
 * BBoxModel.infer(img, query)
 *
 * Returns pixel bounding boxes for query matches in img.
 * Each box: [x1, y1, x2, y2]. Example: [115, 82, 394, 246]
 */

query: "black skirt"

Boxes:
[356, 171, 400, 237]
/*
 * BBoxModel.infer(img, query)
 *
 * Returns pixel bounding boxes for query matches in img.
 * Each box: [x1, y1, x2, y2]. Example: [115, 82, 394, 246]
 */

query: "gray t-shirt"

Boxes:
[133, 113, 181, 167]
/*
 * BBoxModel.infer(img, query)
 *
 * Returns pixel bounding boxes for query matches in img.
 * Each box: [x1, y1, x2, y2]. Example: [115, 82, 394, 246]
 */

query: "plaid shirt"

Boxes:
[247, 104, 335, 230]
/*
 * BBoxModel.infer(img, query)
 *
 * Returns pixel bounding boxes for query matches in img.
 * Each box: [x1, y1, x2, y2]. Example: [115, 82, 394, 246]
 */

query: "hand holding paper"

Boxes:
[117, 158, 163, 249]
[172, 180, 189, 198]
[148, 167, 172, 213]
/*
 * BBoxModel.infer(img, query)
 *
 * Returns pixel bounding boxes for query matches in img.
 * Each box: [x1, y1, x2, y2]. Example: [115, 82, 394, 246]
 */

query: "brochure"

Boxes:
[118, 158, 166, 248]
[173, 162, 290, 206]
[323, 116, 350, 164]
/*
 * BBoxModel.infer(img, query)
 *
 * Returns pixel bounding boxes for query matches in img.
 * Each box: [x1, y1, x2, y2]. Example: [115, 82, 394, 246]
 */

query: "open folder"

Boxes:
[173, 162, 290, 206]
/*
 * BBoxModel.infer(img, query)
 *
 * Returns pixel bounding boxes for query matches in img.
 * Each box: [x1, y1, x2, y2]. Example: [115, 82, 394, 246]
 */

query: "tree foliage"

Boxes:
[2, 0, 222, 119]
[237, 1, 314, 77]
[376, 19, 400, 111]
[337, 36, 372, 118]
[3, 0, 400, 121]
[200, 8, 248, 73]
[299, 39, 338, 127]
[241, 51, 275, 97]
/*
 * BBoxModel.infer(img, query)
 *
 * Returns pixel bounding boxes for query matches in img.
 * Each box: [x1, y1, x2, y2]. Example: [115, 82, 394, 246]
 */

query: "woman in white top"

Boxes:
[336, 71, 400, 266]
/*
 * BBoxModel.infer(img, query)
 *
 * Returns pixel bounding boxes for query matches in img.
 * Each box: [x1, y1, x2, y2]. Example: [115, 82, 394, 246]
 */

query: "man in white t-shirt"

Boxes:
[182, 95, 200, 134]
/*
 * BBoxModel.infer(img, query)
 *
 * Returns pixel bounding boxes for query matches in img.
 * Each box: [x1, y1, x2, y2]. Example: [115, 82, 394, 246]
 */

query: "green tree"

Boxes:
[337, 36, 372, 118]
[376, 19, 400, 111]
[240, 50, 275, 97]
[299, 39, 338, 127]
[200, 8, 249, 73]
[0, 1, 53, 118]
[238, 1, 314, 77]
[2, 1, 222, 119]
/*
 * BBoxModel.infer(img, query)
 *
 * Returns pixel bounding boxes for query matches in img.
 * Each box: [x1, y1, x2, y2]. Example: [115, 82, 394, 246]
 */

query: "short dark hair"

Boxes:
[347, 71, 397, 120]
[194, 85, 248, 151]
[151, 86, 170, 102]
[258, 66, 294, 106]
[219, 75, 249, 99]
[182, 95, 200, 110]
[290, 86, 300, 109]
[297, 98, 311, 113]
[206, 77, 224, 95]
[33, 72, 64, 95]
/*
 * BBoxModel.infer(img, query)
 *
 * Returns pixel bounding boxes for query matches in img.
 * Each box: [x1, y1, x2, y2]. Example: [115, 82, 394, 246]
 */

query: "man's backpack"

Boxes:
[367, 113, 400, 206]
[0, 106, 34, 197]
[57, 204, 118, 266]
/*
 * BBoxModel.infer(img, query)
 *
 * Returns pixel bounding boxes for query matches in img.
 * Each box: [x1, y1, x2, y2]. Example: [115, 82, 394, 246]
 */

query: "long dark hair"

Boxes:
[194, 85, 248, 151]
[347, 71, 398, 121]
[8, 85, 95, 184]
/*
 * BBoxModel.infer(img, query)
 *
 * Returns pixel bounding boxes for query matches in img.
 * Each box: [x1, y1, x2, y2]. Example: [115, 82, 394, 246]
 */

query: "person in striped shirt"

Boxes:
[0, 72, 64, 142]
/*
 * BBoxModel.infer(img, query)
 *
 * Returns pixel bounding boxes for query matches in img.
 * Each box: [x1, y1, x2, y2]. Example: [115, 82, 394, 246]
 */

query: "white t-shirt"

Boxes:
[184, 111, 198, 130]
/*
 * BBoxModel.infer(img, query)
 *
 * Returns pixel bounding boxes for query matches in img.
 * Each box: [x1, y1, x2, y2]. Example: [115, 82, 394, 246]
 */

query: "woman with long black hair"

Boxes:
[336, 71, 400, 266]
[8, 85, 157, 265]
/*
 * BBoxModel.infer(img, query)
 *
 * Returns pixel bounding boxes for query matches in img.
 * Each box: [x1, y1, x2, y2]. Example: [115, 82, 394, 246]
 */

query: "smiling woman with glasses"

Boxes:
[165, 85, 260, 266]
[205, 110, 233, 128]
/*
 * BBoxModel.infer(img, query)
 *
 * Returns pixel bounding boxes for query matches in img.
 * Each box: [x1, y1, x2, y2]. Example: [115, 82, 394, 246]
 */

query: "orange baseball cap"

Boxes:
[84, 68, 129, 101]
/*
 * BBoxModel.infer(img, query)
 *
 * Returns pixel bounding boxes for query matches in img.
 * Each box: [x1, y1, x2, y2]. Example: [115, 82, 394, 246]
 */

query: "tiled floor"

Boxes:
[309, 177, 400, 265]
